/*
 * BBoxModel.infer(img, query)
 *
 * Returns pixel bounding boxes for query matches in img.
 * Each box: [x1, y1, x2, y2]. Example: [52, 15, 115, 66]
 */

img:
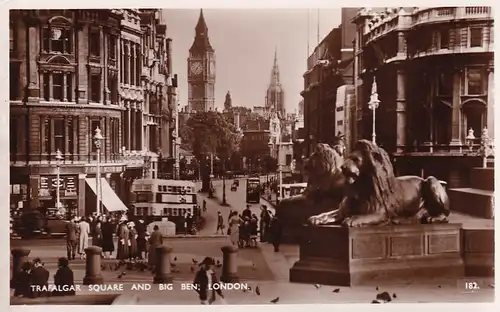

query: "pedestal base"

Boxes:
[153, 274, 173, 284]
[83, 275, 103, 285]
[290, 223, 464, 286]
[221, 274, 239, 283]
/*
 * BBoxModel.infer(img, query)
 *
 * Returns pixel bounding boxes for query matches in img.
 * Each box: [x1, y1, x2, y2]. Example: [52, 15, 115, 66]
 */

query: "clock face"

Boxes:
[190, 62, 203, 75]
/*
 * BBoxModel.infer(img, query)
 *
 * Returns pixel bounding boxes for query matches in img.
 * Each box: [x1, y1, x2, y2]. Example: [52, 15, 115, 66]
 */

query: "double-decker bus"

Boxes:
[246, 177, 261, 203]
[277, 182, 308, 202]
[130, 179, 199, 227]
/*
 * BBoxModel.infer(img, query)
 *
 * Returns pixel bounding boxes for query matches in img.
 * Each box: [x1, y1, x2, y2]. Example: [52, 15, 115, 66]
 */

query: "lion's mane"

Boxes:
[348, 140, 403, 216]
[303, 143, 345, 197]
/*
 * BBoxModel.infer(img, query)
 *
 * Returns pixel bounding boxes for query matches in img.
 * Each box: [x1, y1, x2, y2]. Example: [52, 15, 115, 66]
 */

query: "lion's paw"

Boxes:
[342, 216, 361, 227]
[308, 216, 321, 226]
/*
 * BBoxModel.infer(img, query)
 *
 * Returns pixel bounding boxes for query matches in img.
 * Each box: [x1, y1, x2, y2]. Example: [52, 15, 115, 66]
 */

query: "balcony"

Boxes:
[412, 7, 492, 28]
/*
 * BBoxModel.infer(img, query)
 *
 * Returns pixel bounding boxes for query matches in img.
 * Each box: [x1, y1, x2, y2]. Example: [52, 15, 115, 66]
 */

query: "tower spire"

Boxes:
[190, 9, 214, 52]
[270, 48, 280, 85]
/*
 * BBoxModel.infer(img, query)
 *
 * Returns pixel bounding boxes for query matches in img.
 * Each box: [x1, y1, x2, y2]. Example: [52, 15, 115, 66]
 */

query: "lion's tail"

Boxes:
[421, 176, 450, 217]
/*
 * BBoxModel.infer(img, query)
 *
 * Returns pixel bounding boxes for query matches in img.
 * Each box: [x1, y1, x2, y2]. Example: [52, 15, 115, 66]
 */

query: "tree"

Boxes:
[181, 111, 241, 201]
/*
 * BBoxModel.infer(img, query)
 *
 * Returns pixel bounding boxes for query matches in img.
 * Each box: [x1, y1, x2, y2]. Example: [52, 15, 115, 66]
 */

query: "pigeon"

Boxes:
[375, 286, 379, 291]
[392, 293, 397, 299]
[255, 286, 261, 296]
[438, 285, 442, 288]
[192, 258, 198, 264]
[376, 291, 392, 302]
[117, 272, 126, 279]
[371, 300, 380, 304]
[174, 257, 177, 262]
[270, 297, 279, 304]
[332, 288, 340, 293]
[314, 284, 321, 289]
[489, 284, 495, 289]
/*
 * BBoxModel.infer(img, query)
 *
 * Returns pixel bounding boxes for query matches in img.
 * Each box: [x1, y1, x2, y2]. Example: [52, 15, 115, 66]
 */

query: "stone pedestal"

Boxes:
[221, 245, 239, 283]
[153, 246, 173, 283]
[290, 223, 464, 286]
[10, 248, 30, 286]
[83, 246, 103, 285]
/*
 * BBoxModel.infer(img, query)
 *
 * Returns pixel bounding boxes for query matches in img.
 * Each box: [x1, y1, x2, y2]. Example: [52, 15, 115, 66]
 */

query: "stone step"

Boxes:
[448, 188, 494, 219]
[469, 167, 494, 191]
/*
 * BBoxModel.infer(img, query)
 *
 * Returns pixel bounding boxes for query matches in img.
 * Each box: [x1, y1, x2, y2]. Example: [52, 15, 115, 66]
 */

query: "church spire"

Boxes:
[270, 47, 280, 86]
[190, 9, 214, 53]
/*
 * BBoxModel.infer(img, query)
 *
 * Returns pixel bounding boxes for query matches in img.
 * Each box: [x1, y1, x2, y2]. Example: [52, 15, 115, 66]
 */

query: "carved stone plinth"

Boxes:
[290, 223, 464, 286]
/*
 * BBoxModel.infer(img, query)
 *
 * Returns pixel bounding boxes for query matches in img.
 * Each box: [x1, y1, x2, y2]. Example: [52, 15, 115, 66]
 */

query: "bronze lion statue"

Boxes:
[275, 143, 346, 242]
[308, 139, 450, 227]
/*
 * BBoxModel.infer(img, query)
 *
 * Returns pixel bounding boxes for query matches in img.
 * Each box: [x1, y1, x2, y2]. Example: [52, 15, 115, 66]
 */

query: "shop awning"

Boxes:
[85, 178, 128, 212]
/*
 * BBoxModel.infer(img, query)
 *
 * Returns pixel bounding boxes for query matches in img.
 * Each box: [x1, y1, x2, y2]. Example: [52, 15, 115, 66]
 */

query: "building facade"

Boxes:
[187, 9, 215, 112]
[352, 7, 493, 186]
[9, 9, 176, 217]
[265, 50, 285, 118]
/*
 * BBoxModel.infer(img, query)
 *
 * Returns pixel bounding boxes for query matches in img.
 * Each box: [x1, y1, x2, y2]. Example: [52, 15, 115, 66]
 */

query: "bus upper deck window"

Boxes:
[158, 186, 162, 192]
[163, 185, 167, 192]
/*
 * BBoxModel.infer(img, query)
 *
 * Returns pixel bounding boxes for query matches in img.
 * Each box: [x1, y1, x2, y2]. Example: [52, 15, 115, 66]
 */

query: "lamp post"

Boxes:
[465, 128, 475, 152]
[55, 149, 63, 215]
[368, 76, 380, 144]
[93, 127, 104, 216]
[210, 153, 214, 178]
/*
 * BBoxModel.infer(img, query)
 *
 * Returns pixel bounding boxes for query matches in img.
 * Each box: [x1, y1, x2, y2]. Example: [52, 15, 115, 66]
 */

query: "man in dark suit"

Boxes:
[66, 218, 78, 260]
[242, 205, 252, 219]
[53, 257, 75, 296]
[193, 257, 225, 305]
[30, 258, 49, 298]
[147, 225, 163, 268]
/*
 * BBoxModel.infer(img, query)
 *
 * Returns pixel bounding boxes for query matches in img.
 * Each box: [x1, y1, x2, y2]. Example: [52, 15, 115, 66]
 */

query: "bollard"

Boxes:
[83, 246, 103, 285]
[10, 248, 30, 287]
[221, 245, 239, 283]
[153, 245, 173, 283]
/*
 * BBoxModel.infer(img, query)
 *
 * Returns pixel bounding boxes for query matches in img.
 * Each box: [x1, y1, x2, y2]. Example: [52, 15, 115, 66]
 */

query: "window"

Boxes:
[130, 46, 135, 85]
[135, 45, 141, 86]
[43, 73, 50, 101]
[67, 118, 74, 155]
[285, 154, 292, 166]
[109, 70, 118, 104]
[124, 45, 129, 84]
[53, 119, 64, 152]
[467, 68, 485, 95]
[53, 72, 64, 101]
[108, 36, 116, 60]
[438, 71, 453, 95]
[120, 44, 124, 83]
[470, 27, 483, 47]
[43, 27, 72, 54]
[10, 118, 18, 155]
[90, 73, 101, 102]
[337, 120, 343, 126]
[440, 28, 449, 49]
[336, 106, 344, 112]
[89, 30, 100, 56]
[43, 117, 50, 153]
[10, 63, 20, 100]
[66, 73, 73, 102]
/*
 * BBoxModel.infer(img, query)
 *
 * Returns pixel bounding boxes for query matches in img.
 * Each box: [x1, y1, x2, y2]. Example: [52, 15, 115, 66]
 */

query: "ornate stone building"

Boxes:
[187, 9, 215, 112]
[265, 50, 285, 118]
[9, 9, 176, 217]
[352, 7, 494, 186]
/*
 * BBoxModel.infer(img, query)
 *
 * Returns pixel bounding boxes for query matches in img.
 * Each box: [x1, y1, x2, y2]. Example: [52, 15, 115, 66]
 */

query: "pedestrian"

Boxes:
[78, 217, 90, 259]
[101, 216, 115, 259]
[249, 215, 259, 248]
[259, 205, 271, 242]
[52, 257, 75, 297]
[12, 261, 32, 298]
[30, 258, 49, 298]
[215, 211, 224, 235]
[203, 199, 207, 212]
[148, 225, 163, 268]
[193, 257, 226, 305]
[136, 219, 147, 260]
[183, 212, 189, 235]
[228, 211, 240, 246]
[65, 216, 78, 260]
[186, 213, 193, 235]
[92, 221, 103, 248]
[269, 216, 282, 252]
[242, 205, 252, 219]
[128, 221, 138, 260]
[116, 221, 130, 261]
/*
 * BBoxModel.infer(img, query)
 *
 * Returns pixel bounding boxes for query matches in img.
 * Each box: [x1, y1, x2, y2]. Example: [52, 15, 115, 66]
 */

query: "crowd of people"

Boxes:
[218, 204, 282, 252]
[11, 257, 76, 298]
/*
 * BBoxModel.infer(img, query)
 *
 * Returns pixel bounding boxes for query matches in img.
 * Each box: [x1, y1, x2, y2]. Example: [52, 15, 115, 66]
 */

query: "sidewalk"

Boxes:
[12, 280, 494, 304]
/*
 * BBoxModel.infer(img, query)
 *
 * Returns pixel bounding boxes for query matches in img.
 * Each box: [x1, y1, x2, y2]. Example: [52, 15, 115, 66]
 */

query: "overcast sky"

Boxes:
[162, 9, 341, 114]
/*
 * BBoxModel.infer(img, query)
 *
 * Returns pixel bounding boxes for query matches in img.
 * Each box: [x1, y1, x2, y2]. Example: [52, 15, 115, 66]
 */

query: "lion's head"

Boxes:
[341, 140, 400, 213]
[303, 143, 345, 195]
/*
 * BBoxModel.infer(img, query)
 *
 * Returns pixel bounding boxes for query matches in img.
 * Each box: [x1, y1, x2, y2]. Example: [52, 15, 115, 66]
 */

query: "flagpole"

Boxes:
[317, 8, 320, 46]
[307, 9, 310, 58]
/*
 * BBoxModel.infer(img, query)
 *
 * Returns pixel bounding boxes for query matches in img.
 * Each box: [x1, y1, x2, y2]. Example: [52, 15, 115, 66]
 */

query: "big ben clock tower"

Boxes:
[187, 9, 215, 112]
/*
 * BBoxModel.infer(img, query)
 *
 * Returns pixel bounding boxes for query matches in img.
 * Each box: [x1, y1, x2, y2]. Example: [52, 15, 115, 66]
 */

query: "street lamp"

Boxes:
[368, 76, 380, 144]
[55, 149, 63, 215]
[465, 128, 475, 152]
[94, 127, 104, 216]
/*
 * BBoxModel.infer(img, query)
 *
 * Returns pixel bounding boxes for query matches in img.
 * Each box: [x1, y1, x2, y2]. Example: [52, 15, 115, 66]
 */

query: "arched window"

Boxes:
[43, 17, 73, 54]
[462, 100, 486, 140]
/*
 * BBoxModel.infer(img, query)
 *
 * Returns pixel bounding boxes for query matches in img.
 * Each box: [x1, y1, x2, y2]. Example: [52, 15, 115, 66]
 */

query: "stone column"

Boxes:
[220, 245, 239, 283]
[77, 24, 88, 104]
[138, 110, 143, 151]
[26, 22, 40, 101]
[131, 108, 136, 150]
[449, 69, 462, 147]
[130, 44, 135, 86]
[125, 41, 130, 85]
[396, 68, 407, 153]
[153, 246, 173, 283]
[49, 74, 54, 101]
[487, 66, 494, 138]
[83, 246, 104, 285]
[127, 105, 132, 150]
[63, 74, 67, 102]
[10, 248, 30, 285]
[78, 173, 86, 217]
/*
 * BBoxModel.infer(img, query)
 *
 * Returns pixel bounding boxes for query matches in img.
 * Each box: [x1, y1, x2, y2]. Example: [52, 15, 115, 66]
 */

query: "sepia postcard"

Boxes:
[6, 4, 496, 307]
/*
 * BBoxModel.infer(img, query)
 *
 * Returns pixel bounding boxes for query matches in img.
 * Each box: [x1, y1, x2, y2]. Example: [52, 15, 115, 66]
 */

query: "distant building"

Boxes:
[335, 84, 355, 152]
[253, 106, 266, 118]
[265, 50, 285, 118]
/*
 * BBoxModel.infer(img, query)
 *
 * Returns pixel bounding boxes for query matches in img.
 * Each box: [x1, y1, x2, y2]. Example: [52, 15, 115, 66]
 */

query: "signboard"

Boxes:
[160, 194, 195, 204]
[39, 175, 78, 197]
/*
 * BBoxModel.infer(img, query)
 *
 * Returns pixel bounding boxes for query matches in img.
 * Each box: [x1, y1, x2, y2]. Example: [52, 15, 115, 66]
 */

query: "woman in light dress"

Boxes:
[228, 211, 240, 246]
[78, 216, 90, 259]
